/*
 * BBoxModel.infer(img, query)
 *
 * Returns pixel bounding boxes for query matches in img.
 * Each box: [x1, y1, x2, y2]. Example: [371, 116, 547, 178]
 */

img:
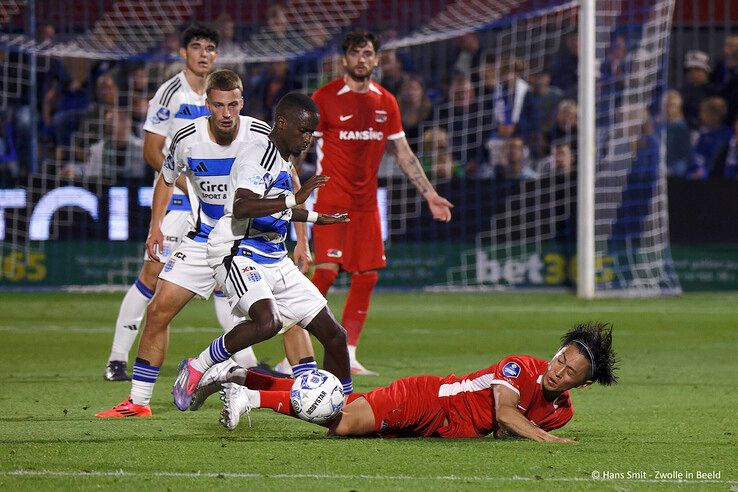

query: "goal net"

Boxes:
[0, 0, 679, 296]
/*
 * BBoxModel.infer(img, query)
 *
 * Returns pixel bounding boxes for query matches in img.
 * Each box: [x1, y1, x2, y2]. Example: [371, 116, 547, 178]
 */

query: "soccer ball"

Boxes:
[290, 369, 344, 424]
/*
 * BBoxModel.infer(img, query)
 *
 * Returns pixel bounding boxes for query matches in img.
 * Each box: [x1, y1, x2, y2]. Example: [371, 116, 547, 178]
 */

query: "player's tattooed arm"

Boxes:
[389, 137, 454, 222]
[389, 136, 433, 195]
[492, 385, 575, 443]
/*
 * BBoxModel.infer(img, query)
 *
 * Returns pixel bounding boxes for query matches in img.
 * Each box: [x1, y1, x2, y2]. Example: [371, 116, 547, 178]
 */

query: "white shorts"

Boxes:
[158, 237, 217, 299]
[214, 255, 326, 334]
[143, 210, 191, 263]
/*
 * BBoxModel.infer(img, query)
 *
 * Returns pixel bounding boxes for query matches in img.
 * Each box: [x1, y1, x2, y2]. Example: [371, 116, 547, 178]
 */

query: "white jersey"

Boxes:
[143, 71, 209, 212]
[207, 133, 296, 268]
[161, 115, 271, 243]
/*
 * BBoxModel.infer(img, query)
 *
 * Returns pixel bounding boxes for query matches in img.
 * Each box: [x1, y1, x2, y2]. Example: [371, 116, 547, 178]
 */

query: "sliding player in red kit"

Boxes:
[218, 322, 618, 442]
[307, 30, 453, 375]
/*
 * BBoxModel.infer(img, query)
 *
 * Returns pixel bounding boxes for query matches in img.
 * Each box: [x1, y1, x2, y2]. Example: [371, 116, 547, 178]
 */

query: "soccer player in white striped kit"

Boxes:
[172, 92, 353, 411]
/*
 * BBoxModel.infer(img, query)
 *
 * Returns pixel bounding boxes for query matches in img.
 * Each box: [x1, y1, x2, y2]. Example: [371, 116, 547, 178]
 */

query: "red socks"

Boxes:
[342, 271, 379, 346]
[259, 391, 295, 416]
[245, 369, 295, 391]
[311, 267, 338, 297]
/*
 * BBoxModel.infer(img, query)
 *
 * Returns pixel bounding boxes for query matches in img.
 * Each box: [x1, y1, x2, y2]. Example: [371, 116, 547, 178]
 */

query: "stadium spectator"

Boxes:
[84, 108, 147, 180]
[219, 322, 618, 441]
[379, 49, 407, 96]
[396, 74, 432, 150]
[440, 72, 489, 176]
[449, 32, 481, 82]
[0, 115, 19, 186]
[549, 30, 578, 99]
[249, 60, 302, 122]
[710, 34, 738, 91]
[549, 99, 578, 151]
[147, 29, 183, 83]
[539, 140, 575, 176]
[213, 12, 244, 76]
[496, 137, 537, 181]
[169, 92, 354, 413]
[679, 50, 720, 130]
[420, 126, 460, 181]
[714, 116, 738, 179]
[483, 55, 539, 164]
[552, 141, 575, 175]
[305, 30, 453, 376]
[528, 67, 563, 156]
[688, 97, 732, 179]
[45, 67, 91, 159]
[658, 90, 691, 177]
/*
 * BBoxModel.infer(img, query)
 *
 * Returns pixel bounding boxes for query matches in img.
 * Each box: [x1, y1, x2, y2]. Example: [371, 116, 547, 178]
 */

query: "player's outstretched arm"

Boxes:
[232, 175, 329, 219]
[388, 136, 453, 222]
[291, 208, 349, 224]
[492, 385, 575, 443]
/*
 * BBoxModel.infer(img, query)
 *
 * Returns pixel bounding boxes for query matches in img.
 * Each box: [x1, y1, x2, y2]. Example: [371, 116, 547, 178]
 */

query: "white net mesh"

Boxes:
[0, 0, 680, 295]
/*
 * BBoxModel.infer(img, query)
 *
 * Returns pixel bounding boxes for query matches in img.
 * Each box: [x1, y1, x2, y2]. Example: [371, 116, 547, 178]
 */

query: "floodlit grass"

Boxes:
[0, 291, 736, 491]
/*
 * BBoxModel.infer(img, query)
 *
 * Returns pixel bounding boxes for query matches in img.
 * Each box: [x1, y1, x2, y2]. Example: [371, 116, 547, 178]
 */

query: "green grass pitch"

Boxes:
[0, 291, 736, 491]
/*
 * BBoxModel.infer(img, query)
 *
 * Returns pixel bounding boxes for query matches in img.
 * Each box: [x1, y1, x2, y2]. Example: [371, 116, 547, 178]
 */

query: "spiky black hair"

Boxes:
[181, 23, 219, 48]
[560, 322, 618, 385]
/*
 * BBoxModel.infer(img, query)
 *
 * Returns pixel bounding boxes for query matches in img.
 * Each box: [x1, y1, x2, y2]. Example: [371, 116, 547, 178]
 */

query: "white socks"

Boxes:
[108, 281, 153, 362]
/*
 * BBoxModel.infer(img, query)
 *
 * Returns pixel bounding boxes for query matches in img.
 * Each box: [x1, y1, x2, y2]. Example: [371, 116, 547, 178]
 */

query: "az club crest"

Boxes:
[374, 110, 387, 123]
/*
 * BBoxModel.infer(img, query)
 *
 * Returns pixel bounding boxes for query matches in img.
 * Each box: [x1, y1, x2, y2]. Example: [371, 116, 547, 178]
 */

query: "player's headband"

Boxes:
[573, 340, 596, 378]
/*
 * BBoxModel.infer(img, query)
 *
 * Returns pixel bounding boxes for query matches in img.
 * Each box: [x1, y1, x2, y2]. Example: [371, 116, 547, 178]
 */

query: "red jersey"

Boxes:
[312, 78, 404, 211]
[436, 355, 574, 438]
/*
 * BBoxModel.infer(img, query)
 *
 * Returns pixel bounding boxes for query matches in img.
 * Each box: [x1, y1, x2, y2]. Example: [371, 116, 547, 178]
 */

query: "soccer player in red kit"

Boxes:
[219, 322, 618, 441]
[308, 30, 453, 375]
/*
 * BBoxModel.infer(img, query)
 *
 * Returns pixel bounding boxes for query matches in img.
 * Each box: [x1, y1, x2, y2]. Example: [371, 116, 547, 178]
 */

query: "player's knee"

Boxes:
[145, 297, 171, 325]
[252, 311, 282, 338]
[139, 261, 162, 289]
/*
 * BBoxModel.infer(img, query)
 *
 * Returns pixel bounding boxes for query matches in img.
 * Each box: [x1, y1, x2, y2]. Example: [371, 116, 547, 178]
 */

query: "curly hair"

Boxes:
[560, 322, 619, 385]
[342, 29, 380, 54]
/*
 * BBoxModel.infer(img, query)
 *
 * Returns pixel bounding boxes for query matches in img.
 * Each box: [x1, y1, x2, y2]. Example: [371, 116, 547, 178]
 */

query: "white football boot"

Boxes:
[219, 383, 257, 430]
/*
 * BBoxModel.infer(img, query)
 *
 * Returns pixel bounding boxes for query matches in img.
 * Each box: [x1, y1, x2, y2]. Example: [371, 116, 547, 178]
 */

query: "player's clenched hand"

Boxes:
[295, 175, 330, 204]
[316, 213, 349, 225]
[146, 228, 165, 262]
[426, 193, 454, 222]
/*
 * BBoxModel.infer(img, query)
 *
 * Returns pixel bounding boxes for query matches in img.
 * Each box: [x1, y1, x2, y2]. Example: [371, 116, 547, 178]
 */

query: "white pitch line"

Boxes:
[0, 326, 222, 333]
[374, 305, 738, 315]
[1, 469, 735, 484]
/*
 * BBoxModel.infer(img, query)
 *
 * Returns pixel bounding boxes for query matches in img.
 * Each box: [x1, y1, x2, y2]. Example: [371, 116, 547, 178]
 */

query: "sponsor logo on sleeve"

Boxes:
[157, 107, 171, 121]
[502, 361, 521, 378]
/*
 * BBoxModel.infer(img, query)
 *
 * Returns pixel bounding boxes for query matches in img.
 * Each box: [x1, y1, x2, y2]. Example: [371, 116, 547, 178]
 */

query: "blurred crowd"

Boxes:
[1, 17, 737, 189]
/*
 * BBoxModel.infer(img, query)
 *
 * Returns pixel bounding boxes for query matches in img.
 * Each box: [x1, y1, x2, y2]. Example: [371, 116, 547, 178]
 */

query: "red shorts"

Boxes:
[362, 375, 447, 437]
[312, 203, 385, 273]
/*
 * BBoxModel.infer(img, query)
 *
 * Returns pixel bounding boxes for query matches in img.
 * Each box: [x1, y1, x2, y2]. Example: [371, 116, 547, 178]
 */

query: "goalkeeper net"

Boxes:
[0, 0, 679, 296]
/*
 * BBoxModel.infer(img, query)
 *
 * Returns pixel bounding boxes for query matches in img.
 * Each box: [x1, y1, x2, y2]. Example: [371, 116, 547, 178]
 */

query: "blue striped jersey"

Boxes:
[207, 131, 296, 266]
[161, 115, 272, 242]
[143, 71, 210, 212]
